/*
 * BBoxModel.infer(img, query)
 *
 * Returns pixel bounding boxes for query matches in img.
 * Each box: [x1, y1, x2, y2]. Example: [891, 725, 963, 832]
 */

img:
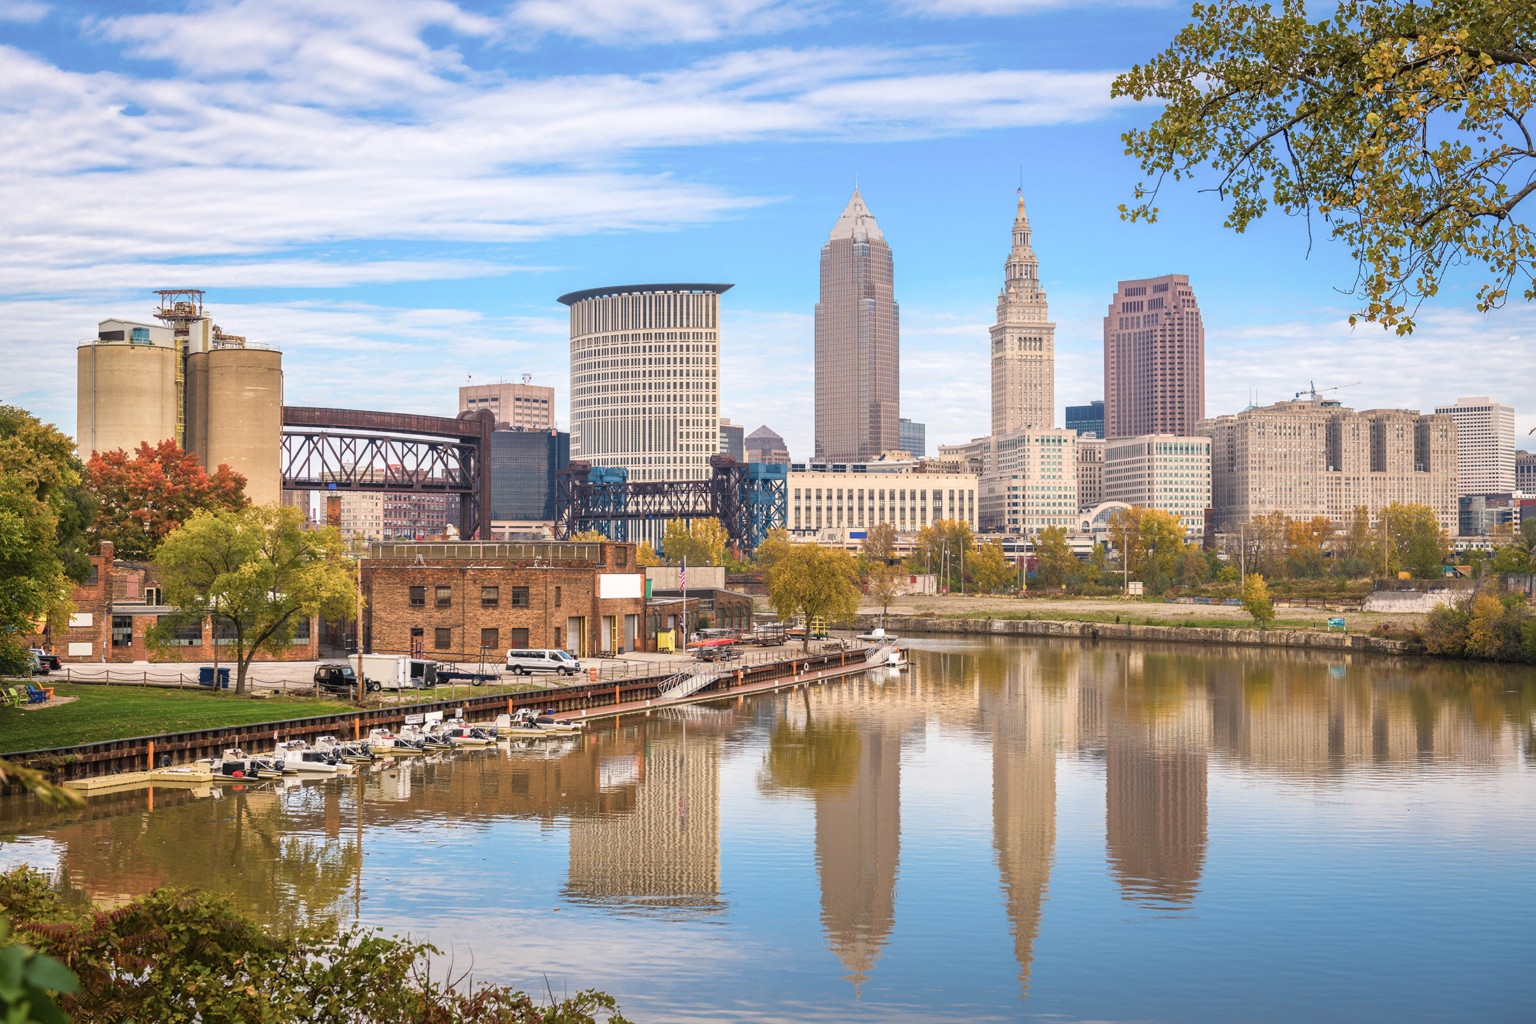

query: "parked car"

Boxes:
[28, 649, 59, 672]
[504, 648, 581, 676]
[314, 662, 379, 697]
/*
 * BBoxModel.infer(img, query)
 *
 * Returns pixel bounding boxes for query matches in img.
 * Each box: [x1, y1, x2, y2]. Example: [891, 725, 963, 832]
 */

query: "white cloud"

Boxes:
[895, 0, 1171, 15]
[0, 0, 47, 23]
[509, 0, 822, 44]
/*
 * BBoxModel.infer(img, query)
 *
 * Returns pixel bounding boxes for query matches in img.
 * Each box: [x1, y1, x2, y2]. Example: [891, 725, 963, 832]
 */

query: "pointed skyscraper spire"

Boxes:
[830, 188, 885, 243]
[991, 189, 1055, 434]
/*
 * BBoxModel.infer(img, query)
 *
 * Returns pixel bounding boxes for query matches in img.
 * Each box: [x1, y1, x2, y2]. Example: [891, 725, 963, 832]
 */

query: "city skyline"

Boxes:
[4, 2, 1530, 460]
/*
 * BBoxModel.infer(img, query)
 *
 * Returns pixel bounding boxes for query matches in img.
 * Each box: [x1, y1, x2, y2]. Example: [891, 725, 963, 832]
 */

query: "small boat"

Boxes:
[415, 725, 454, 750]
[314, 735, 373, 764]
[493, 709, 582, 737]
[274, 740, 351, 774]
[209, 747, 285, 780]
[442, 725, 494, 747]
[366, 728, 422, 755]
[857, 626, 898, 642]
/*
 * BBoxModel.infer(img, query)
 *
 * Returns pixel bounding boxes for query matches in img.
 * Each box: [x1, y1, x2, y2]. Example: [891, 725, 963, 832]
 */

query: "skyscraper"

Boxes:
[560, 283, 730, 482]
[815, 190, 899, 461]
[1433, 396, 1516, 495]
[991, 192, 1056, 434]
[1103, 274, 1205, 438]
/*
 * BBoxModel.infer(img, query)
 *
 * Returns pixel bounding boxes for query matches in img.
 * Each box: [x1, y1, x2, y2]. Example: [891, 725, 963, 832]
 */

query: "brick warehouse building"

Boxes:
[361, 539, 648, 660]
[34, 542, 319, 664]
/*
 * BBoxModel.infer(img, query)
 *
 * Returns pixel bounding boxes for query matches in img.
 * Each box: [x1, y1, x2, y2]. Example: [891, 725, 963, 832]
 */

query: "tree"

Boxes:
[0, 407, 90, 675]
[1338, 505, 1380, 576]
[860, 522, 898, 564]
[1242, 572, 1275, 627]
[764, 544, 862, 650]
[635, 542, 662, 567]
[968, 539, 1016, 594]
[1108, 505, 1188, 589]
[659, 517, 728, 567]
[1115, 1, 1536, 334]
[907, 519, 975, 591]
[569, 528, 608, 542]
[865, 562, 904, 625]
[754, 528, 793, 573]
[1178, 547, 1210, 586]
[1380, 501, 1449, 577]
[1033, 525, 1078, 588]
[150, 506, 357, 694]
[86, 440, 248, 560]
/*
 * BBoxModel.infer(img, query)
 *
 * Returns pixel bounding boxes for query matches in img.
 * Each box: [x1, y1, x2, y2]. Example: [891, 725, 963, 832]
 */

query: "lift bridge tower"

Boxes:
[555, 455, 787, 554]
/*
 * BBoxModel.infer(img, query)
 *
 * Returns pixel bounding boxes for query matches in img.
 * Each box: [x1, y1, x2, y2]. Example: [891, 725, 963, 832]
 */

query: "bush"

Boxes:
[0, 868, 629, 1023]
[1424, 590, 1536, 663]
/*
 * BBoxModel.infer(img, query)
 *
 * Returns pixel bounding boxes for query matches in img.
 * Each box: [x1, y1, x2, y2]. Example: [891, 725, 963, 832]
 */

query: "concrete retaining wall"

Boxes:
[1362, 590, 1458, 614]
[861, 614, 1417, 655]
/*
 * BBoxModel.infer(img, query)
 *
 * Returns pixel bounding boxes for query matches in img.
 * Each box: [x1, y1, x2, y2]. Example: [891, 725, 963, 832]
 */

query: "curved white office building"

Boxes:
[560, 283, 731, 483]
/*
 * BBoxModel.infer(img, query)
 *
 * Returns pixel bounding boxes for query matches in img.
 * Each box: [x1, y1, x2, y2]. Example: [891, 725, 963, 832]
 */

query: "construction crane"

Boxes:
[1294, 380, 1360, 401]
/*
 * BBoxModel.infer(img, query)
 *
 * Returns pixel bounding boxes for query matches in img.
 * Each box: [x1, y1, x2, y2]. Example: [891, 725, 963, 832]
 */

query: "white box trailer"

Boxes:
[356, 654, 438, 691]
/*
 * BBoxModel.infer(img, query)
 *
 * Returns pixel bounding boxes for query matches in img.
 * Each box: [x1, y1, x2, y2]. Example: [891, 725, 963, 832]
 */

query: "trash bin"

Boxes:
[198, 667, 231, 688]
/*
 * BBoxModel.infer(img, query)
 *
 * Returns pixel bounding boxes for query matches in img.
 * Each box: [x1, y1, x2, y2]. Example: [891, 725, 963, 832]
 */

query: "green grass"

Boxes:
[0, 684, 356, 755]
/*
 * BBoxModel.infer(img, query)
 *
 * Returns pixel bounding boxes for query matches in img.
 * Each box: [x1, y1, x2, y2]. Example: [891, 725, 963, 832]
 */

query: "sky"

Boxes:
[2, 0, 1531, 461]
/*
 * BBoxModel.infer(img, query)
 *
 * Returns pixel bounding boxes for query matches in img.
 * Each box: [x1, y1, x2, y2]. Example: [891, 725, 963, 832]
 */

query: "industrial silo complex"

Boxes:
[75, 290, 284, 505]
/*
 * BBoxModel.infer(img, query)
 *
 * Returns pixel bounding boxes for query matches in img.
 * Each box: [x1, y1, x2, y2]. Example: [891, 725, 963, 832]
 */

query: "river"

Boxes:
[2, 636, 1532, 1023]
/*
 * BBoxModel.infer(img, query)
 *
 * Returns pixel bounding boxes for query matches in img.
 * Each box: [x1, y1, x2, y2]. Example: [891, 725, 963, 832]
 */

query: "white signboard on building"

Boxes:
[423, 710, 444, 724]
[404, 713, 425, 725]
[598, 573, 644, 599]
[69, 613, 92, 628]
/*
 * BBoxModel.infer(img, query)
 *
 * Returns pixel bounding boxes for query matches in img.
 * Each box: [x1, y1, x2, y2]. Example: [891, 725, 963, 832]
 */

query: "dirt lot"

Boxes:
[862, 593, 1424, 632]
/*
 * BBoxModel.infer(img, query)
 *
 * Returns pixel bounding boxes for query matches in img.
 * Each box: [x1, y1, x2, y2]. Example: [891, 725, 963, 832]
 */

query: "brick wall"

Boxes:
[363, 557, 649, 659]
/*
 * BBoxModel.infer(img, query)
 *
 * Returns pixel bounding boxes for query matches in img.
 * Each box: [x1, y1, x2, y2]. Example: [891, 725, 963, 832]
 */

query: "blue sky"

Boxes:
[3, 0, 1530, 460]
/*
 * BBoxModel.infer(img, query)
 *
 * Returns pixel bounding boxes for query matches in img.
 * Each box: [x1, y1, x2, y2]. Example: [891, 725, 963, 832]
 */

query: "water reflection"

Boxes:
[0, 636, 1530, 1023]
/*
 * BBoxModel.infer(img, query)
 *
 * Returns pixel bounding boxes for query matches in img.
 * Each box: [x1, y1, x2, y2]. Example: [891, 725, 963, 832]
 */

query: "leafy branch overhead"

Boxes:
[1114, 0, 1536, 333]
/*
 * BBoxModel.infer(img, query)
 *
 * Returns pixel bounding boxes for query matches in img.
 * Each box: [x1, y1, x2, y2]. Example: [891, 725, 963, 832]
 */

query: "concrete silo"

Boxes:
[75, 319, 180, 459]
[193, 345, 284, 505]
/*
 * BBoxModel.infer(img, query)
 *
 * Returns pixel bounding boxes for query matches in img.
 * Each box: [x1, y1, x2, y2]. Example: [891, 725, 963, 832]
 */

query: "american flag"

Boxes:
[679, 558, 686, 590]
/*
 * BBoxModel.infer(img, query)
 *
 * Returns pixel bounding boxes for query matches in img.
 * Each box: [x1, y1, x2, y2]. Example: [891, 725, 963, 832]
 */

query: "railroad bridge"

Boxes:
[281, 407, 494, 540]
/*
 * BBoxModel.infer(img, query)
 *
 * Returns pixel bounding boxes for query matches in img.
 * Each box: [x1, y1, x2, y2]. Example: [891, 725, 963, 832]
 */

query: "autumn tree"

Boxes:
[754, 528, 793, 573]
[1108, 505, 1189, 590]
[635, 542, 662, 567]
[1380, 501, 1449, 577]
[87, 440, 248, 560]
[1032, 525, 1079, 589]
[764, 544, 862, 650]
[0, 407, 92, 674]
[968, 539, 1016, 594]
[659, 517, 728, 567]
[150, 506, 357, 694]
[1178, 547, 1210, 586]
[860, 522, 898, 564]
[865, 562, 905, 625]
[907, 519, 975, 591]
[1115, 0, 1536, 334]
[1337, 505, 1381, 576]
[1242, 572, 1275, 627]
[1286, 515, 1337, 577]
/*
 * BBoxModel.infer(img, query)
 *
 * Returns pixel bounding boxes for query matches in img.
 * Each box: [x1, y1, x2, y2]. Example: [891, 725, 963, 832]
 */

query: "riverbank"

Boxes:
[859, 612, 1420, 654]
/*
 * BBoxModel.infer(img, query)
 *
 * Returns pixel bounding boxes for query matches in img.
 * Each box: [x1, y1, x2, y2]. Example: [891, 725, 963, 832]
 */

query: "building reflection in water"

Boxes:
[1104, 650, 1209, 907]
[565, 721, 725, 912]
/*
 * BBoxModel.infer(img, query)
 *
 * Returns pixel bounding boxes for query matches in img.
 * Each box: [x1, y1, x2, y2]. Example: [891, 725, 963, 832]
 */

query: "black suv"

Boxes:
[314, 663, 379, 697]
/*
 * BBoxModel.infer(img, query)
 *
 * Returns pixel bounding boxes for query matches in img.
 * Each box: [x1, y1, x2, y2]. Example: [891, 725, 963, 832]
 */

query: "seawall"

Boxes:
[861, 614, 1418, 655]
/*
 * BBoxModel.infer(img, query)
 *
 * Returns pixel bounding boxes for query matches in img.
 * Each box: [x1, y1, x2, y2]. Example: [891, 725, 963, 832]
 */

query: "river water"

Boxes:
[2, 636, 1533, 1023]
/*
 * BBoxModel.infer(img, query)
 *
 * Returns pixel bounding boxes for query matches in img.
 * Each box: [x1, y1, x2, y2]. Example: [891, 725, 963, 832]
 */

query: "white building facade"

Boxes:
[1433, 396, 1515, 495]
[788, 462, 977, 535]
[561, 283, 730, 483]
[1103, 434, 1211, 536]
[941, 429, 1079, 535]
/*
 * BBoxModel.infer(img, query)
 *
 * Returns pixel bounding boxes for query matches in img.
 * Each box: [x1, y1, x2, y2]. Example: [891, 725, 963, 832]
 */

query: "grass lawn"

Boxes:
[0, 684, 356, 755]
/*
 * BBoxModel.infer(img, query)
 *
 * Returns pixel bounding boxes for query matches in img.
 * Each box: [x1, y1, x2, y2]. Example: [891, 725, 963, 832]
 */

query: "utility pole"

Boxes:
[1239, 522, 1246, 580]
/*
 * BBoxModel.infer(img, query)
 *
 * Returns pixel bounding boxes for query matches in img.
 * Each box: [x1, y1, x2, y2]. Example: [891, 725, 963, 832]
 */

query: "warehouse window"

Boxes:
[512, 587, 530, 607]
[479, 628, 499, 651]
[435, 586, 452, 608]
[481, 586, 499, 608]
[409, 586, 425, 607]
[434, 627, 452, 650]
[508, 628, 530, 649]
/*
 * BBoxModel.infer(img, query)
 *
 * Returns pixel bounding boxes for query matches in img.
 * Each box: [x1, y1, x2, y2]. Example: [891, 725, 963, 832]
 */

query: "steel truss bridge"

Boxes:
[281, 407, 494, 540]
[554, 455, 787, 553]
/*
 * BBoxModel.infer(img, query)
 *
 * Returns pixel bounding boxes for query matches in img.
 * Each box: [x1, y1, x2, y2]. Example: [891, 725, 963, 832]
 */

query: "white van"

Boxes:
[504, 648, 582, 676]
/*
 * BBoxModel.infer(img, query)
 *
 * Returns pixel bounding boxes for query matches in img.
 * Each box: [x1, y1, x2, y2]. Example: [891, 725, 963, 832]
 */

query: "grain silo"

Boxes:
[75, 291, 284, 505]
[196, 344, 284, 506]
[75, 319, 180, 459]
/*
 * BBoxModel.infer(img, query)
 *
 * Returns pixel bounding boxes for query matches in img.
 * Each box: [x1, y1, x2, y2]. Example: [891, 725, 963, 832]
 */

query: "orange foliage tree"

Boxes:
[86, 440, 248, 559]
